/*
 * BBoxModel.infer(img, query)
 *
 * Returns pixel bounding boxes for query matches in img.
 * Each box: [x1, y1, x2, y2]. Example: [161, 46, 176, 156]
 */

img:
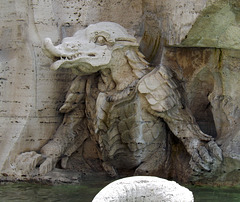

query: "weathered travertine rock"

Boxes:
[181, 0, 240, 50]
[162, 47, 240, 183]
[0, 0, 142, 177]
[12, 22, 222, 181]
[1, 0, 240, 185]
[92, 176, 194, 202]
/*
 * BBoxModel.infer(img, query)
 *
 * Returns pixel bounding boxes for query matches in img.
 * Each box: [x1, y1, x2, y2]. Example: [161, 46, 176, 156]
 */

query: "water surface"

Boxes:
[190, 185, 240, 202]
[0, 179, 240, 202]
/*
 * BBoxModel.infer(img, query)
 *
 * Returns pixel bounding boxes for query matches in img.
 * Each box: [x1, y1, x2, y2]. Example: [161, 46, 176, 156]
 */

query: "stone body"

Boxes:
[13, 22, 222, 181]
[0, 0, 240, 185]
[92, 176, 194, 202]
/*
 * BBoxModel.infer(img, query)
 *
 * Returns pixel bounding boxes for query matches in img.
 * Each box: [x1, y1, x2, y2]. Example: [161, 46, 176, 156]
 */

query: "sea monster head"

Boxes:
[43, 22, 139, 75]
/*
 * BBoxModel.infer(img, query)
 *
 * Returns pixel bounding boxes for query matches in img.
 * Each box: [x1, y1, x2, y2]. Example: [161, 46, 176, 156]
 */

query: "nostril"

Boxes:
[65, 43, 77, 50]
[88, 53, 96, 57]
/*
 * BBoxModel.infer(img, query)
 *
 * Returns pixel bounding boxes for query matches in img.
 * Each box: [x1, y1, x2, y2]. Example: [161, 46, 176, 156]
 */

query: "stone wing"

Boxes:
[138, 65, 182, 112]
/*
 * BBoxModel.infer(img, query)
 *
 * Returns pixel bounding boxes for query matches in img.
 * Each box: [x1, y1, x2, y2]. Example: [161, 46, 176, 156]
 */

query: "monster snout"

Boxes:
[43, 38, 64, 58]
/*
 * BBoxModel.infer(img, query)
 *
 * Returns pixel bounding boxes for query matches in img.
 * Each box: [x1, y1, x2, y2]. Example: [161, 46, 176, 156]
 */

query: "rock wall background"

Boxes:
[0, 0, 143, 174]
[1, 0, 240, 184]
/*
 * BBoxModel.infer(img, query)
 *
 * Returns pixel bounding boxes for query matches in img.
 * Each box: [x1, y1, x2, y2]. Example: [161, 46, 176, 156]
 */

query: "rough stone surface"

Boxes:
[11, 22, 222, 183]
[92, 176, 194, 202]
[0, 0, 142, 176]
[0, 0, 240, 185]
[161, 47, 240, 184]
[181, 0, 240, 49]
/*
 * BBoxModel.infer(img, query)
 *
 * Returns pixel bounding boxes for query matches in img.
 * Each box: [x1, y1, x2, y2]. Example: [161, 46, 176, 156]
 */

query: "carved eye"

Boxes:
[95, 36, 107, 45]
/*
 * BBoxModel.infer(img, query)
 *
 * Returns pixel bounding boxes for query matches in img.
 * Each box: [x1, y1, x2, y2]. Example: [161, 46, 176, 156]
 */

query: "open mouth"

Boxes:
[51, 52, 98, 70]
[51, 53, 83, 70]
[54, 53, 82, 61]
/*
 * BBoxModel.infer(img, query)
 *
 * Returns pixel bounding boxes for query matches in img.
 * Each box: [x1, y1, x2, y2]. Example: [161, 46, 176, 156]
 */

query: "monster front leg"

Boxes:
[38, 111, 88, 175]
[14, 76, 88, 176]
[161, 107, 222, 173]
[138, 65, 222, 174]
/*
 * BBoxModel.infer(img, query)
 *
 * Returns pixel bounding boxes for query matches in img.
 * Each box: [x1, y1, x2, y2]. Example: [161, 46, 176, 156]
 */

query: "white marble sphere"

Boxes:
[92, 176, 194, 202]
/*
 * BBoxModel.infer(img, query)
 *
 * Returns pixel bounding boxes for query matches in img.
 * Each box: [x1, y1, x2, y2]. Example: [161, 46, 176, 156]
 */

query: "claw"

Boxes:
[191, 148, 210, 171]
[189, 159, 202, 173]
[39, 157, 57, 175]
[195, 128, 212, 141]
[199, 146, 213, 164]
[102, 162, 118, 177]
[198, 160, 210, 171]
[199, 132, 212, 141]
[187, 139, 223, 173]
[14, 151, 43, 176]
[208, 141, 223, 161]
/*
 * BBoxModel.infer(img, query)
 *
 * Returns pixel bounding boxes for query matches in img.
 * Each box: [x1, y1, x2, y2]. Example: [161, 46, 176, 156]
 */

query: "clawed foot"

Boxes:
[185, 138, 223, 173]
[14, 151, 57, 177]
[102, 162, 118, 177]
[39, 157, 57, 175]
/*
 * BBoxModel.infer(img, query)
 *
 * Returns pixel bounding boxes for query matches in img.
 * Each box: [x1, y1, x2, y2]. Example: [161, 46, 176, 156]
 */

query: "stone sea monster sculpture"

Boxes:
[92, 176, 194, 202]
[14, 22, 222, 179]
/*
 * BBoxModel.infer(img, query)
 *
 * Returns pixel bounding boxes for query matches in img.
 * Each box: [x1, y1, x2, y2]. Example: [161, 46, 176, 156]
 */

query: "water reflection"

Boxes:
[0, 179, 240, 202]
[189, 185, 240, 202]
[0, 179, 110, 202]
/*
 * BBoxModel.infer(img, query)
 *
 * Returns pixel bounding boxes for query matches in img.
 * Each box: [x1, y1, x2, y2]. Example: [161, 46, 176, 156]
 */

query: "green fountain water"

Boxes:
[0, 179, 240, 202]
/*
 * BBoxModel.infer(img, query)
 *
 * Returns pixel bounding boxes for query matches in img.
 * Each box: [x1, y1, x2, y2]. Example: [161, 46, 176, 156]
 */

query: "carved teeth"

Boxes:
[57, 53, 83, 61]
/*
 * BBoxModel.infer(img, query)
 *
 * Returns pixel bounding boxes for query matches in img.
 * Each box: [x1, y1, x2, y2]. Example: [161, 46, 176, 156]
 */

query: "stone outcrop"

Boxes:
[92, 176, 194, 202]
[0, 0, 240, 185]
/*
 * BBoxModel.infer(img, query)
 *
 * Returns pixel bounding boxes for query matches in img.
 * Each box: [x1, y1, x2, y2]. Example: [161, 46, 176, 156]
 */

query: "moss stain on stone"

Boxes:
[180, 0, 240, 50]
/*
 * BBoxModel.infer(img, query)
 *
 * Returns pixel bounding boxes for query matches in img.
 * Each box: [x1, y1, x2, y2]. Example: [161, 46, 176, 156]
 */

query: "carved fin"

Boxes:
[96, 93, 110, 133]
[145, 94, 158, 105]
[151, 102, 167, 112]
[136, 51, 146, 59]
[132, 70, 146, 79]
[158, 65, 173, 79]
[126, 50, 149, 79]
[128, 60, 146, 70]
[138, 65, 181, 113]
[136, 51, 149, 65]
[165, 78, 178, 89]
[138, 81, 150, 93]
[149, 88, 169, 101]
[60, 76, 87, 113]
[125, 50, 143, 63]
[144, 74, 161, 90]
